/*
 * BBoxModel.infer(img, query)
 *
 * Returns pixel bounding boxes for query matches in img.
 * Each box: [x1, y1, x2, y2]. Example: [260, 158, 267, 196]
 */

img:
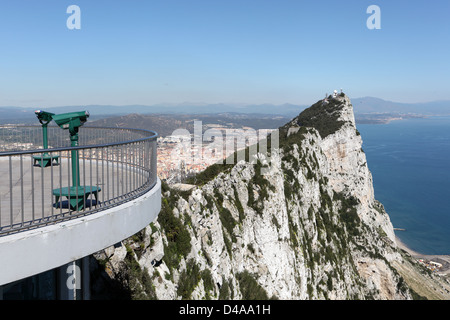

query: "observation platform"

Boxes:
[0, 125, 161, 298]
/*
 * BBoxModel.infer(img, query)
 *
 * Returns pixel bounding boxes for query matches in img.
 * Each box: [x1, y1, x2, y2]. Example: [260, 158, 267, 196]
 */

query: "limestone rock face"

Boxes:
[93, 94, 413, 300]
[319, 95, 397, 243]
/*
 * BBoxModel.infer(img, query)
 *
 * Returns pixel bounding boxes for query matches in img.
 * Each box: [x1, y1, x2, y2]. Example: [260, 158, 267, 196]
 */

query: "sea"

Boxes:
[357, 116, 450, 255]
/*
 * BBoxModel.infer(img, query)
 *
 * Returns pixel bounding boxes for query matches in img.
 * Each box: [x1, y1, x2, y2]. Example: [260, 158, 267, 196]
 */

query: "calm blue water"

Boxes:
[357, 116, 450, 255]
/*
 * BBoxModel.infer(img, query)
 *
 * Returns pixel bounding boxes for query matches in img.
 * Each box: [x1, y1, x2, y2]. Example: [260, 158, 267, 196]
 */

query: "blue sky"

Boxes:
[0, 0, 449, 108]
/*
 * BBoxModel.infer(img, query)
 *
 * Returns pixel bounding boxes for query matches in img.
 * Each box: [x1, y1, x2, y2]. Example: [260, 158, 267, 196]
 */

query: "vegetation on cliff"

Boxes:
[91, 94, 447, 300]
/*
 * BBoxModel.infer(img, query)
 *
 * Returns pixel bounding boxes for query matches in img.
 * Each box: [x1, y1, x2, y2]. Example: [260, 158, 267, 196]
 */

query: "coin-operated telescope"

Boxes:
[52, 111, 90, 187]
[35, 110, 54, 124]
[34, 110, 55, 149]
[33, 110, 57, 167]
[51, 110, 100, 211]
[53, 111, 89, 137]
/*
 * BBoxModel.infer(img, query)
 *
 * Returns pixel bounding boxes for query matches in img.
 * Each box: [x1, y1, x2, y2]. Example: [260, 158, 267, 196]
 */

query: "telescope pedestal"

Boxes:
[53, 186, 102, 211]
[33, 154, 60, 168]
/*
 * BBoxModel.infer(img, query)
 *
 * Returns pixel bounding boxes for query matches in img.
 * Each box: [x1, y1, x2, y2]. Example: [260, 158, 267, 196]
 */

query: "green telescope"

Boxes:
[33, 110, 59, 168]
[35, 110, 55, 124]
[53, 111, 90, 187]
[53, 111, 90, 136]
[50, 110, 100, 211]
[35, 110, 55, 149]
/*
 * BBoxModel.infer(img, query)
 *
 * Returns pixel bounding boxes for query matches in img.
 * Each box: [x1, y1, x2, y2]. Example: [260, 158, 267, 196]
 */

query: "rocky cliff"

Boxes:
[90, 94, 445, 300]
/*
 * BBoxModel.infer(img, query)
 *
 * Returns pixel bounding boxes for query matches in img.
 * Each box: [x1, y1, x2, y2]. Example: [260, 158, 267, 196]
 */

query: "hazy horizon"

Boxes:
[2, 95, 450, 110]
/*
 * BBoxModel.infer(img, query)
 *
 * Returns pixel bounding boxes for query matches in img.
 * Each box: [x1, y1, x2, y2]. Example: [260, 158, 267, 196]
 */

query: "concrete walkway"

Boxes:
[0, 156, 146, 232]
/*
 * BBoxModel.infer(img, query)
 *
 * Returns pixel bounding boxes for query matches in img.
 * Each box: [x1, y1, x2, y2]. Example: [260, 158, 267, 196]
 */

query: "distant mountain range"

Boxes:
[1, 97, 449, 124]
[351, 97, 450, 115]
[0, 103, 304, 123]
[87, 113, 291, 138]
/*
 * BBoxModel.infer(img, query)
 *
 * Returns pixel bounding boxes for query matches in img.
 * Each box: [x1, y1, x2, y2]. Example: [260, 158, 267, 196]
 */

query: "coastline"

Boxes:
[395, 236, 450, 275]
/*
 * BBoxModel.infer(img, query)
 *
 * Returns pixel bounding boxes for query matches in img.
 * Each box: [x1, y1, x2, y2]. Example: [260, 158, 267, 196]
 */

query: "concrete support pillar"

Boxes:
[57, 258, 90, 300]
[57, 261, 77, 300]
[82, 256, 90, 300]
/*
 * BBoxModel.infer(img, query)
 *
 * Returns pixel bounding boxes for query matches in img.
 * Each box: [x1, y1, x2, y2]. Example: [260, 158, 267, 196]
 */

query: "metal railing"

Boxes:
[0, 125, 158, 236]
